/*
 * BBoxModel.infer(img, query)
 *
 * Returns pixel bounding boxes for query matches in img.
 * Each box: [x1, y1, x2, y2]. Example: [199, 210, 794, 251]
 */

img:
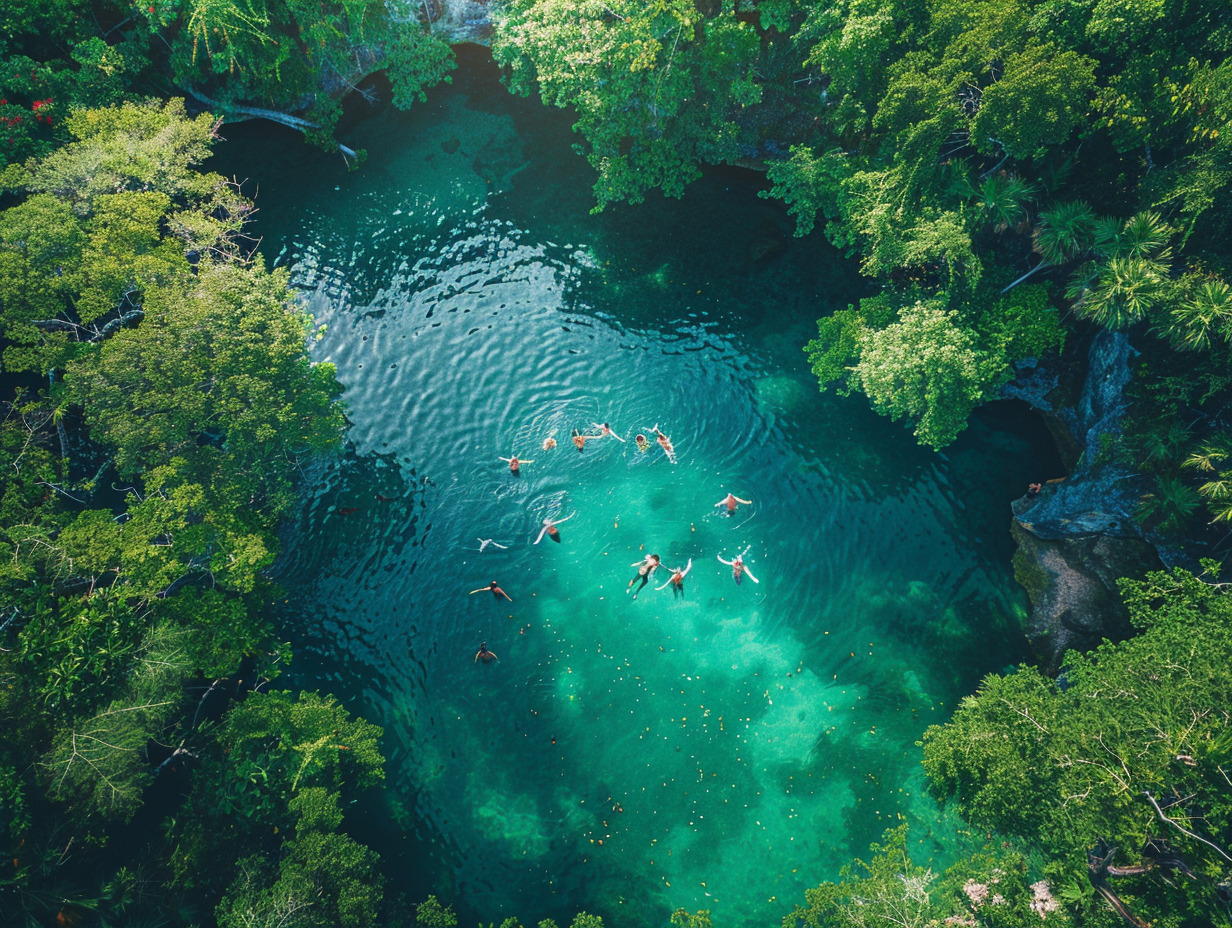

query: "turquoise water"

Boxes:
[211, 48, 1055, 928]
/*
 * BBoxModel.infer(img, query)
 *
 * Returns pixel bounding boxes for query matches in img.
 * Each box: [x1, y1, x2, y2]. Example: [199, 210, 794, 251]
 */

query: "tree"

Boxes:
[168, 690, 383, 892]
[922, 567, 1232, 925]
[135, 0, 454, 154]
[968, 42, 1096, 160]
[216, 789, 383, 928]
[65, 262, 344, 511]
[852, 301, 1003, 449]
[493, 0, 763, 209]
[1161, 278, 1232, 351]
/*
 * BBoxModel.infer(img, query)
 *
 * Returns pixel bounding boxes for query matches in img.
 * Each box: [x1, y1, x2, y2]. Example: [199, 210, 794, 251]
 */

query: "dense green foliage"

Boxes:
[0, 0, 455, 166]
[493, 0, 763, 210]
[785, 825, 1074, 928]
[0, 97, 380, 927]
[922, 566, 1232, 925]
[490, 0, 1232, 454]
[1, 0, 1231, 925]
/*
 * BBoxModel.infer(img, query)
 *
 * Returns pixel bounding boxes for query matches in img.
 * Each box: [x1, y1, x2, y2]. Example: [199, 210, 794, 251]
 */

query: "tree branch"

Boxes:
[1143, 791, 1232, 862]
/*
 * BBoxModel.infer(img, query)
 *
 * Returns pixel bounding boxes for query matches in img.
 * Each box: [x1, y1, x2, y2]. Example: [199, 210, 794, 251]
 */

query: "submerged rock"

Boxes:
[1007, 330, 1161, 671]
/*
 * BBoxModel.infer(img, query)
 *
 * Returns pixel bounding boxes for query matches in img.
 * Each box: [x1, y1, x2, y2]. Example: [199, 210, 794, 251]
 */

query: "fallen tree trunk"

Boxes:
[182, 87, 361, 162]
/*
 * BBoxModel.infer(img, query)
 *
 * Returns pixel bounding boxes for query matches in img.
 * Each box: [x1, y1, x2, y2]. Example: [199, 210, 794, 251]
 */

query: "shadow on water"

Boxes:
[214, 45, 1060, 928]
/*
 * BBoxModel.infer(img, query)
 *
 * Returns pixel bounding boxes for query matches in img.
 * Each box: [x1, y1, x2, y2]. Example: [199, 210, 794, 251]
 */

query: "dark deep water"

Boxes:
[209, 45, 1060, 928]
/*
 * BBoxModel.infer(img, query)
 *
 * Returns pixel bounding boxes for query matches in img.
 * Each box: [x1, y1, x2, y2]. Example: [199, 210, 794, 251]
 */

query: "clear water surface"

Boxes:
[210, 47, 1057, 928]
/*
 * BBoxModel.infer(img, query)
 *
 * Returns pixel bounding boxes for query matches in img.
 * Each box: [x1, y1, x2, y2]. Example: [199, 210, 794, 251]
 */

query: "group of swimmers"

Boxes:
[500, 422, 677, 475]
[474, 423, 756, 662]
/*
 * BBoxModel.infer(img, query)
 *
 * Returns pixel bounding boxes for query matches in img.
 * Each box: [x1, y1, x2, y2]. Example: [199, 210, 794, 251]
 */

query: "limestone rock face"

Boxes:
[1007, 330, 1161, 671]
[428, 0, 494, 45]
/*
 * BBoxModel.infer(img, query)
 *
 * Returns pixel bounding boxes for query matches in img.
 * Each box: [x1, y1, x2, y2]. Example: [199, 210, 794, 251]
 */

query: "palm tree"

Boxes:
[1072, 255, 1167, 329]
[1033, 200, 1098, 265]
[1134, 419, 1191, 471]
[1137, 474, 1201, 533]
[1110, 210, 1173, 260]
[1184, 437, 1232, 523]
[976, 174, 1036, 232]
[1002, 199, 1097, 292]
[1160, 279, 1232, 351]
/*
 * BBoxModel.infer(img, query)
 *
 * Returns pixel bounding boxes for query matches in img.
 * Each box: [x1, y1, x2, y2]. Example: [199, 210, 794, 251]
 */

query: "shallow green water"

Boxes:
[211, 48, 1056, 928]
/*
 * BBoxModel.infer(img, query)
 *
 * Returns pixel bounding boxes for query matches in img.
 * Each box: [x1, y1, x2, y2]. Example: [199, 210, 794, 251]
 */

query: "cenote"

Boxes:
[211, 46, 1060, 928]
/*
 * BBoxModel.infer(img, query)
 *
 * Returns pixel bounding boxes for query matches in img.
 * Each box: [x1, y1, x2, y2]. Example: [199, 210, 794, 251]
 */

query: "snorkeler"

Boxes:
[591, 422, 626, 443]
[649, 424, 677, 464]
[534, 512, 577, 545]
[474, 641, 499, 663]
[634, 434, 650, 453]
[714, 492, 752, 514]
[655, 557, 693, 597]
[499, 455, 533, 475]
[626, 553, 662, 600]
[477, 538, 509, 552]
[469, 580, 514, 602]
[543, 436, 558, 451]
[717, 546, 759, 585]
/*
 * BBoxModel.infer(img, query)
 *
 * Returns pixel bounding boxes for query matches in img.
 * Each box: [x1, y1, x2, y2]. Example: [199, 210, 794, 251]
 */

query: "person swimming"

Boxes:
[591, 422, 626, 443]
[626, 553, 661, 599]
[474, 641, 499, 663]
[655, 557, 693, 597]
[572, 428, 603, 452]
[469, 580, 514, 601]
[543, 436, 558, 451]
[477, 538, 509, 552]
[635, 434, 650, 453]
[499, 455, 532, 475]
[717, 546, 758, 585]
[649, 424, 677, 463]
[534, 512, 576, 544]
[714, 492, 752, 514]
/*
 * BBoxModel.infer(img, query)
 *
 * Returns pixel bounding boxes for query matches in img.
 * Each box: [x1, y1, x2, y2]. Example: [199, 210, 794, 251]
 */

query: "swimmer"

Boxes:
[572, 428, 601, 452]
[543, 436, 558, 451]
[714, 492, 752, 514]
[534, 512, 577, 545]
[634, 434, 650, 453]
[649, 424, 677, 464]
[626, 553, 661, 600]
[468, 580, 513, 602]
[477, 538, 509, 552]
[474, 641, 499, 663]
[499, 455, 533, 475]
[717, 546, 758, 585]
[655, 557, 693, 597]
[591, 422, 626, 443]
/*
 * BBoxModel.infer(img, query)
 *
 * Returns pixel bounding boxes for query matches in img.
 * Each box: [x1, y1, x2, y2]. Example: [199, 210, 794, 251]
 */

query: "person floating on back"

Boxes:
[534, 512, 576, 544]
[469, 580, 513, 601]
[656, 557, 693, 597]
[715, 492, 752, 515]
[717, 546, 758, 585]
[499, 455, 532, 476]
[475, 641, 499, 663]
[592, 422, 626, 443]
[626, 554, 661, 599]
